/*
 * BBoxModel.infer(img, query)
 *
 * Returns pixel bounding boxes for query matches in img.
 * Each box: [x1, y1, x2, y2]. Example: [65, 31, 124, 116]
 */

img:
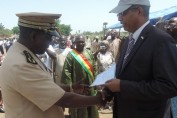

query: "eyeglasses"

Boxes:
[117, 7, 139, 17]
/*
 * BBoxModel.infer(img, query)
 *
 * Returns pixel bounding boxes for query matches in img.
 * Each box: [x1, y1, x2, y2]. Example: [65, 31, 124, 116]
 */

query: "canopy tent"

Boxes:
[107, 23, 122, 29]
[150, 5, 177, 25]
[107, 5, 177, 29]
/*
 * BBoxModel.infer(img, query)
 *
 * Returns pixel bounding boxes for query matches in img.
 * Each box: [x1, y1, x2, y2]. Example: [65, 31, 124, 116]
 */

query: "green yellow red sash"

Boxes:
[70, 49, 94, 80]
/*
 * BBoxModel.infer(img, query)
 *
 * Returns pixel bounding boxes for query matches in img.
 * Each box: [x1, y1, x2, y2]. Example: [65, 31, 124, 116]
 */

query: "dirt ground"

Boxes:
[98, 109, 112, 118]
[64, 108, 112, 118]
[0, 113, 4, 118]
[0, 109, 112, 118]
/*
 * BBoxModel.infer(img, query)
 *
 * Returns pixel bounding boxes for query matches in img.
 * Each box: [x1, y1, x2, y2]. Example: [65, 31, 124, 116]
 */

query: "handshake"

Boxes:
[61, 78, 120, 108]
[73, 84, 113, 108]
[96, 78, 120, 107]
[71, 81, 114, 108]
[96, 86, 114, 108]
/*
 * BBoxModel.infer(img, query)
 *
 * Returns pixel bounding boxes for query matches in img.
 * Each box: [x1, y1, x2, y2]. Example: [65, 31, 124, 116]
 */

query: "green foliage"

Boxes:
[0, 23, 4, 30]
[59, 24, 72, 36]
[55, 19, 61, 27]
[0, 19, 73, 38]
[82, 31, 93, 36]
[0, 23, 13, 38]
[0, 27, 13, 38]
[120, 31, 129, 38]
[82, 31, 104, 40]
[12, 26, 20, 34]
[0, 21, 128, 40]
[55, 20, 72, 36]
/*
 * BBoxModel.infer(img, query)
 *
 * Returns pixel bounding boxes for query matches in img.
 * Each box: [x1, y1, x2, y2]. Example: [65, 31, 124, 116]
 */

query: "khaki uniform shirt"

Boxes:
[55, 47, 71, 85]
[91, 41, 99, 53]
[0, 42, 65, 118]
[108, 38, 121, 61]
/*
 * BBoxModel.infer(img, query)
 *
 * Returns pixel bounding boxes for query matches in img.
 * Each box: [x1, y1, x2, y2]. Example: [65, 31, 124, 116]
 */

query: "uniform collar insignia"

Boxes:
[23, 50, 37, 64]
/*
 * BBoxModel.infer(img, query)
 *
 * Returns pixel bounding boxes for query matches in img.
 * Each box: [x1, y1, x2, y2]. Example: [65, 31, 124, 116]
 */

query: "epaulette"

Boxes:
[23, 50, 37, 64]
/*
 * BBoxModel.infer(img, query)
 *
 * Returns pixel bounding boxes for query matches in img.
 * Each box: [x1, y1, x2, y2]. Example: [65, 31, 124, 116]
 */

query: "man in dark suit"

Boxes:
[104, 0, 177, 118]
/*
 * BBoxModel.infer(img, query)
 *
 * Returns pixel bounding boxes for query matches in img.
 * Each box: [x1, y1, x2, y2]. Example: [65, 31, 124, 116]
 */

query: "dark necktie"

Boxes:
[122, 34, 135, 68]
[116, 35, 135, 117]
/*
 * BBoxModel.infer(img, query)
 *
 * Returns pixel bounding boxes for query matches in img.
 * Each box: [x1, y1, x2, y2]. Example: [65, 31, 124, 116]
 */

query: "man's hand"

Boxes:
[102, 87, 113, 102]
[104, 78, 120, 92]
[96, 89, 107, 107]
[72, 79, 85, 94]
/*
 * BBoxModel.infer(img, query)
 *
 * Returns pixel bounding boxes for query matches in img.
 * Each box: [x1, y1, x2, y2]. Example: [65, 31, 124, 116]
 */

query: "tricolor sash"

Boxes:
[70, 49, 94, 80]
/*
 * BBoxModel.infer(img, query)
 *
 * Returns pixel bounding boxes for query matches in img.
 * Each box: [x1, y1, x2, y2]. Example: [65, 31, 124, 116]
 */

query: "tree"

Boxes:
[0, 23, 4, 30]
[0, 28, 13, 38]
[12, 26, 20, 35]
[0, 23, 13, 38]
[55, 20, 72, 36]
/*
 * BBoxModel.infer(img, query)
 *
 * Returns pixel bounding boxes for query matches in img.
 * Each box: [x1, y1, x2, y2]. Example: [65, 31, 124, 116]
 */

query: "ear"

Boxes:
[138, 7, 144, 16]
[30, 31, 37, 41]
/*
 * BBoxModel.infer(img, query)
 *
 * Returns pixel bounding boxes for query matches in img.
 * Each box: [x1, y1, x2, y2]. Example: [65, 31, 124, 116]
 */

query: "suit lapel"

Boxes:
[121, 23, 153, 72]
[116, 37, 129, 76]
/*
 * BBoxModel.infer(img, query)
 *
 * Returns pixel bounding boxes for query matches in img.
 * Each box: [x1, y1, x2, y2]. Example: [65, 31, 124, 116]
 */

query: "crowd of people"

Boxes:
[0, 38, 16, 65]
[0, 0, 177, 118]
[37, 29, 122, 118]
[0, 38, 17, 113]
[0, 12, 123, 118]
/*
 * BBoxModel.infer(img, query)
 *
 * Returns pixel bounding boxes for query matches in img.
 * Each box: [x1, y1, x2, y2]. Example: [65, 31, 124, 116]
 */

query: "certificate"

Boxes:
[90, 64, 116, 87]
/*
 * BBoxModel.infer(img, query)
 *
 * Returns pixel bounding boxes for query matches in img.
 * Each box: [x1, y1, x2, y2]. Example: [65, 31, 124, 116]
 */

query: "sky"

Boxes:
[0, 0, 177, 33]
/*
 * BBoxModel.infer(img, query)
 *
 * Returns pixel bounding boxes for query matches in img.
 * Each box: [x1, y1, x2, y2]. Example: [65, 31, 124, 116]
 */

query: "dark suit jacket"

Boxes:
[113, 23, 177, 118]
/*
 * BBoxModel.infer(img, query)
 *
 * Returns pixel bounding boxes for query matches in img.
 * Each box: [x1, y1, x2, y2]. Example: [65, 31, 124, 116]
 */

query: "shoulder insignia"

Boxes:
[23, 50, 37, 64]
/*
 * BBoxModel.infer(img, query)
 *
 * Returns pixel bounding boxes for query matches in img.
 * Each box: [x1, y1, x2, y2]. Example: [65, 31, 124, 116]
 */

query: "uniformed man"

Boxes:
[0, 12, 104, 118]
